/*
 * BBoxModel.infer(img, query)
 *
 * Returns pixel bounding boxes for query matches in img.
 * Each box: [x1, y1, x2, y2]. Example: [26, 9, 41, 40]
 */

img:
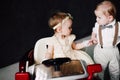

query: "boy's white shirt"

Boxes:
[92, 20, 120, 47]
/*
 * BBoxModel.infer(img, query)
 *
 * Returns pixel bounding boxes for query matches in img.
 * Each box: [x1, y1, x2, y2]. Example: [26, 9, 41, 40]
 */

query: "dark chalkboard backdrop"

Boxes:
[0, 0, 120, 68]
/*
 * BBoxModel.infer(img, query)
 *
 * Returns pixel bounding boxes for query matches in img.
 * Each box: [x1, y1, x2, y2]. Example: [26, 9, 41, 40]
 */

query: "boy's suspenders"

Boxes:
[99, 25, 103, 48]
[99, 22, 119, 48]
[113, 22, 119, 46]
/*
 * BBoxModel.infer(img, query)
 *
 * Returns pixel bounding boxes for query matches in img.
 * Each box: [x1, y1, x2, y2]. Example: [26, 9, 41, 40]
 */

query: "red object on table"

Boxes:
[15, 72, 30, 80]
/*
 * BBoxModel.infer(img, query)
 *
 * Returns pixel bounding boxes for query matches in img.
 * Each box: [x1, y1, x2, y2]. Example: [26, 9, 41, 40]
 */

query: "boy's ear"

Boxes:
[108, 15, 114, 22]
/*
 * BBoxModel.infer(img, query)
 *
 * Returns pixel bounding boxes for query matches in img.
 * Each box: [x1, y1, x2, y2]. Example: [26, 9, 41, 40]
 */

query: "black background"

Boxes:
[0, 0, 120, 68]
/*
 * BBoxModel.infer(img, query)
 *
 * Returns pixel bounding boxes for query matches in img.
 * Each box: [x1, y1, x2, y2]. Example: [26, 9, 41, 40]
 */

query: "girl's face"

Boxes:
[95, 10, 111, 25]
[61, 19, 72, 36]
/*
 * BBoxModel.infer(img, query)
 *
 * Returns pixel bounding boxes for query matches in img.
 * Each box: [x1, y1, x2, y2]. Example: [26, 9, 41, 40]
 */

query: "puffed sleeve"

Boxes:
[68, 34, 76, 44]
[92, 22, 99, 34]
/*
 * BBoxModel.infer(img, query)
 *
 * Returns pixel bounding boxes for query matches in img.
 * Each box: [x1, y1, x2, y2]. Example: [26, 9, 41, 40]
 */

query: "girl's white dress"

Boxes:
[50, 34, 94, 64]
[35, 34, 94, 80]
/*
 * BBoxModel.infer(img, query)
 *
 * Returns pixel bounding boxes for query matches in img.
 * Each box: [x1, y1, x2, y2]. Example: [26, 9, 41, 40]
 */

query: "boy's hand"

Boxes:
[88, 40, 94, 46]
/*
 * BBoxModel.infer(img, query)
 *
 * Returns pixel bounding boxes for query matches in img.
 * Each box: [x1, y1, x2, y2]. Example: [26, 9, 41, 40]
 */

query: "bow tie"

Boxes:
[101, 25, 113, 29]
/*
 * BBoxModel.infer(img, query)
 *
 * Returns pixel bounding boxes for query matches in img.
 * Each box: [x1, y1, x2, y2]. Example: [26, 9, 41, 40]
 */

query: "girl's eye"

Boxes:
[98, 16, 101, 19]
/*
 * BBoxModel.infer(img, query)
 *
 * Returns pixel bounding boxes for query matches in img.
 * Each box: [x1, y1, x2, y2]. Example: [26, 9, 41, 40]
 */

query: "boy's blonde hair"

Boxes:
[48, 11, 73, 30]
[95, 0, 116, 18]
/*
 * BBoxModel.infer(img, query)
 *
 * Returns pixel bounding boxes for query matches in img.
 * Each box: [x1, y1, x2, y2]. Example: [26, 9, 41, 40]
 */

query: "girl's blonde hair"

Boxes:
[95, 0, 116, 18]
[48, 11, 73, 30]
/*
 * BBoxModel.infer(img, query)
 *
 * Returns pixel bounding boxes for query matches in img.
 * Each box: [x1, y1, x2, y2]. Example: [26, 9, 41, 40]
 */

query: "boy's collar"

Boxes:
[106, 19, 116, 26]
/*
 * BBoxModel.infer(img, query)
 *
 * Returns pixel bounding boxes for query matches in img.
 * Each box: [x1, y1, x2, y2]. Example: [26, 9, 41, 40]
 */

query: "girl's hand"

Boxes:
[93, 40, 98, 44]
[89, 38, 98, 44]
[82, 40, 93, 47]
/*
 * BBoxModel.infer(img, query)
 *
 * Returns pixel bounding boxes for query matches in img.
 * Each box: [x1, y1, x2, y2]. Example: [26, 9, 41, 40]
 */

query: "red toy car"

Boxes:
[15, 37, 102, 80]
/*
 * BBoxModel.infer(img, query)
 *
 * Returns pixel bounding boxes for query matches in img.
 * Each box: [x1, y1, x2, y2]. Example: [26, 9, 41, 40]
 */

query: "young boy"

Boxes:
[90, 1, 120, 80]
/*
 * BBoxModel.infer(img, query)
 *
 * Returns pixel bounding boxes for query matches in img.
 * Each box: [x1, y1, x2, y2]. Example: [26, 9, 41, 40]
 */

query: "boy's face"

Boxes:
[95, 10, 111, 25]
[61, 19, 72, 36]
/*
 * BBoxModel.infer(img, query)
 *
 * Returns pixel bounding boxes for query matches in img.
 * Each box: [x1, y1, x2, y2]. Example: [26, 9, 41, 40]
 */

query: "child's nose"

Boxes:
[96, 18, 98, 21]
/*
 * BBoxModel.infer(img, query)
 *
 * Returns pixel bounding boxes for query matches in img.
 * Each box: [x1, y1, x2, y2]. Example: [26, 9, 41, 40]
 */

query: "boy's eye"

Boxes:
[69, 27, 72, 29]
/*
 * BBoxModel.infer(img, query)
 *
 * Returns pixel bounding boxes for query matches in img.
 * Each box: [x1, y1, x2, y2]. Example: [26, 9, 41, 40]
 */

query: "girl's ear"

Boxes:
[56, 26, 62, 32]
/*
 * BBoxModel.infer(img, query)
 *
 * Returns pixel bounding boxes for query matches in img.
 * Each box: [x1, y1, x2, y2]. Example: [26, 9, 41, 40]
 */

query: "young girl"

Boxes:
[90, 1, 120, 80]
[45, 11, 94, 64]
[35, 11, 94, 80]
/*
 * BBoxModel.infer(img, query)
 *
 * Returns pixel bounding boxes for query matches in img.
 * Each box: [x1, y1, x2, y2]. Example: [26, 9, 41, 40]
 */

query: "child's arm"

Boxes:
[90, 32, 98, 44]
[72, 40, 92, 50]
[72, 42, 84, 50]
